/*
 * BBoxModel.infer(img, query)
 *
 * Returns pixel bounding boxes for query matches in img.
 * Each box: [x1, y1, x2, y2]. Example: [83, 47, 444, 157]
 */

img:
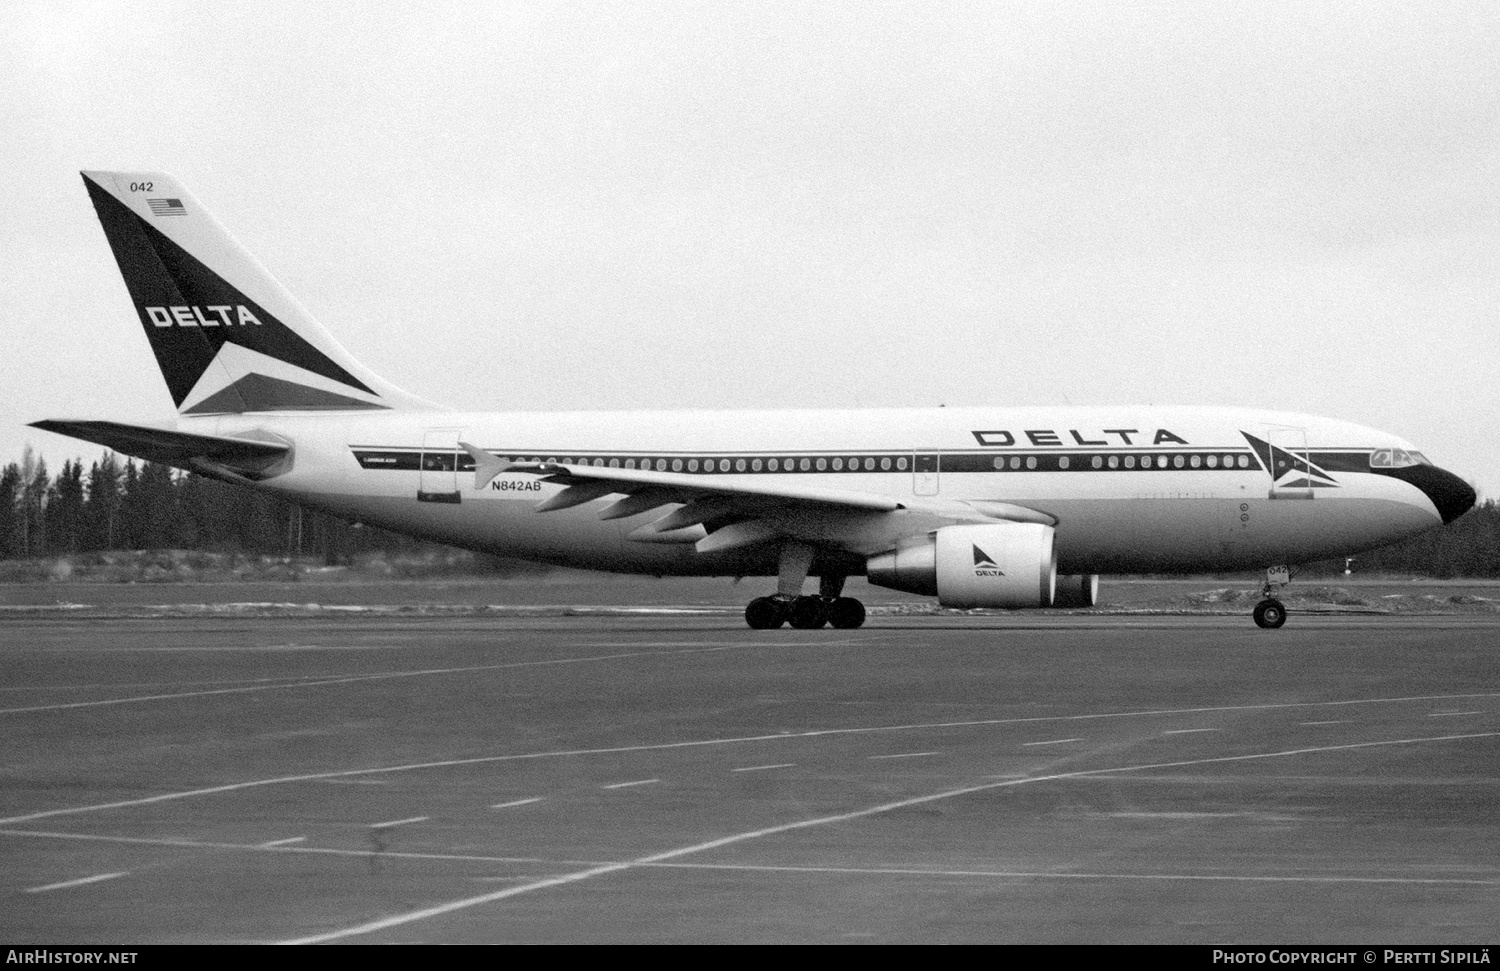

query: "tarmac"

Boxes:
[1, 593, 1497, 943]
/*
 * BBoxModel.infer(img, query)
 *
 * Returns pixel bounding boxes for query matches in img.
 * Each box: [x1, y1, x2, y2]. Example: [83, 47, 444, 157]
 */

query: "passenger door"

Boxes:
[418, 428, 465, 504]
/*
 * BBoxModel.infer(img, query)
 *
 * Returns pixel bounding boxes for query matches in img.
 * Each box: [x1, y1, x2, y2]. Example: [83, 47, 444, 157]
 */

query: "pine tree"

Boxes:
[82, 453, 122, 551]
[0, 463, 21, 559]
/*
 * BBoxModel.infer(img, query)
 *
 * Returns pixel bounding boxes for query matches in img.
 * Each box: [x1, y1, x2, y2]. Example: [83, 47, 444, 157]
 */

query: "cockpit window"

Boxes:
[1370, 448, 1429, 470]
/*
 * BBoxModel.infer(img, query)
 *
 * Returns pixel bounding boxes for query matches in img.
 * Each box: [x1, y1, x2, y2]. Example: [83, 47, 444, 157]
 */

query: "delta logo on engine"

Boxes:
[973, 545, 1004, 577]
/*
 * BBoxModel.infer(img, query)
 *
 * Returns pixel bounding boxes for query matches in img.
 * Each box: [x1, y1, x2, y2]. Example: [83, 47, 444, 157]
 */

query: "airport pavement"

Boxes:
[1, 611, 1497, 943]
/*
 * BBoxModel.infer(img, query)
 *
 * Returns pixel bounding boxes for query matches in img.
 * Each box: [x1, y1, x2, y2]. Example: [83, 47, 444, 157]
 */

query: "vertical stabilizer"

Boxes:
[80, 170, 437, 414]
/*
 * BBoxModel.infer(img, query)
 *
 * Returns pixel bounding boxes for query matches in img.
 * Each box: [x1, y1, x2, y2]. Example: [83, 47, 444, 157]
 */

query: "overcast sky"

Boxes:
[3, 1, 1497, 496]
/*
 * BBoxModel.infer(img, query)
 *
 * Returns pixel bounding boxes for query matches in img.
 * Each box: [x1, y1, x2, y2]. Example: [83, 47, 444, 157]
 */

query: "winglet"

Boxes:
[458, 441, 511, 489]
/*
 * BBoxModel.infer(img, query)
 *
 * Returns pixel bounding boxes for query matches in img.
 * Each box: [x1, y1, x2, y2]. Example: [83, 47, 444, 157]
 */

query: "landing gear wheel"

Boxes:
[745, 596, 788, 630]
[826, 597, 866, 629]
[787, 595, 830, 629]
[1253, 598, 1287, 629]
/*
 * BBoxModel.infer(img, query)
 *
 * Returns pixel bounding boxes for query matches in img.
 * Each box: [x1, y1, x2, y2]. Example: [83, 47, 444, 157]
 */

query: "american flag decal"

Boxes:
[147, 198, 186, 217]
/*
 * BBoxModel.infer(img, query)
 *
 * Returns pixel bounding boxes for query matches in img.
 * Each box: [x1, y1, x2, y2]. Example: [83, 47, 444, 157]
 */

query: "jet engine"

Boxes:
[866, 523, 1057, 609]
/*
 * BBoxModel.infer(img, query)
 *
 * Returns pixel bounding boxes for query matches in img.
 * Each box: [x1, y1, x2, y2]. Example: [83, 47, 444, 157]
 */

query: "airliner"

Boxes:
[33, 171, 1476, 630]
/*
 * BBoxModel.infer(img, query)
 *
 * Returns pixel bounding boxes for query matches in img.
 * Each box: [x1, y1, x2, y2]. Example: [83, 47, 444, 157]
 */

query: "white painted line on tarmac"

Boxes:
[7, 827, 1496, 889]
[1430, 711, 1483, 717]
[602, 779, 659, 790]
[731, 763, 797, 773]
[276, 730, 1500, 944]
[1163, 728, 1219, 735]
[0, 828, 558, 865]
[8, 693, 1500, 828]
[0, 646, 742, 716]
[370, 816, 428, 829]
[490, 797, 544, 810]
[1300, 721, 1350, 726]
[259, 837, 306, 848]
[868, 752, 939, 760]
[1023, 738, 1083, 747]
[646, 860, 1500, 887]
[25, 871, 127, 894]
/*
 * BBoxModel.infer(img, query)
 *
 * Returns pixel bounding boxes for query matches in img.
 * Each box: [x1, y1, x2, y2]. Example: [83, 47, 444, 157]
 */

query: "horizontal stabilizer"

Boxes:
[30, 419, 290, 479]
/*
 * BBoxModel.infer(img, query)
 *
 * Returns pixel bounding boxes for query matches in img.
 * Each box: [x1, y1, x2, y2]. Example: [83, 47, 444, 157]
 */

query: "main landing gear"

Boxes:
[744, 542, 866, 630]
[1253, 564, 1290, 629]
[746, 594, 866, 630]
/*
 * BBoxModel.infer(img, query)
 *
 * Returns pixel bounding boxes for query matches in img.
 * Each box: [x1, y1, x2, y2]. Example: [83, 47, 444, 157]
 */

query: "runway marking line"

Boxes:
[1162, 728, 1219, 735]
[731, 764, 796, 773]
[602, 779, 659, 790]
[25, 871, 128, 894]
[490, 798, 544, 810]
[8, 692, 1500, 829]
[275, 730, 1500, 944]
[868, 752, 939, 760]
[1429, 711, 1482, 717]
[370, 816, 428, 829]
[1023, 738, 1083, 747]
[260, 837, 306, 848]
[5, 827, 1496, 889]
[0, 646, 742, 716]
[1299, 721, 1349, 726]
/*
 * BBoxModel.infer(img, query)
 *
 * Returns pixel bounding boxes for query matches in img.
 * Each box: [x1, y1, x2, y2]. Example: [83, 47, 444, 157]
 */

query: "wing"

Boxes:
[459, 442, 1054, 556]
[31, 419, 291, 480]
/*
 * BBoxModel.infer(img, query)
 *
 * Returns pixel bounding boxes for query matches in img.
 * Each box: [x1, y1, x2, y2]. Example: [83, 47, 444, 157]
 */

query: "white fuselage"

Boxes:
[193, 405, 1448, 578]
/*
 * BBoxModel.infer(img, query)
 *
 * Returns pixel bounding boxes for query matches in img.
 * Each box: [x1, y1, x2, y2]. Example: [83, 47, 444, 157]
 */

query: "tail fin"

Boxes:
[80, 171, 435, 415]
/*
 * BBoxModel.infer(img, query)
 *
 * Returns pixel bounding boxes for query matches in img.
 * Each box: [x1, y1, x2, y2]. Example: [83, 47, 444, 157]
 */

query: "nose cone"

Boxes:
[1389, 463, 1477, 524]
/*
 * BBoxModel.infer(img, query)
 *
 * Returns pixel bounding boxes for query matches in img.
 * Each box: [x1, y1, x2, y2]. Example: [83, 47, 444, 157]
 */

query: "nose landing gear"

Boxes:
[1253, 565, 1290, 629]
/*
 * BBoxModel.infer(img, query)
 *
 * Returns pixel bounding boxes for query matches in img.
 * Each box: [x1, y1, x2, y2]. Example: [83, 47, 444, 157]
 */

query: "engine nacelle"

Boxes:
[866, 523, 1057, 609]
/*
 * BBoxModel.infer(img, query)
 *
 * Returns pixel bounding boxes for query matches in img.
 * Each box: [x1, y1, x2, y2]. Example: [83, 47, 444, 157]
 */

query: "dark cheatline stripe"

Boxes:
[352, 448, 1261, 476]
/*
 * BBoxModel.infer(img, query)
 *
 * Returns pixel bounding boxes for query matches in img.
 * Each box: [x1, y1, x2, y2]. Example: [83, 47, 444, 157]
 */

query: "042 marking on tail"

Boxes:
[33, 171, 1477, 630]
